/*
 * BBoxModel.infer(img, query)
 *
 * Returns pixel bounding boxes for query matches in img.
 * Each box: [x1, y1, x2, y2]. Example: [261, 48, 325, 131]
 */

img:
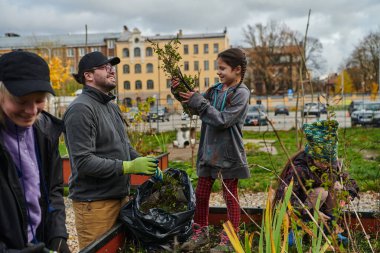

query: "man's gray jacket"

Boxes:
[63, 85, 139, 201]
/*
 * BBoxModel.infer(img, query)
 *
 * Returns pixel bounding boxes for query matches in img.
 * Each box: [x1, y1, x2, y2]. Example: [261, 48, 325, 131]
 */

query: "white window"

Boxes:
[66, 48, 74, 57]
[79, 48, 86, 57]
[107, 40, 115, 49]
[91, 47, 100, 52]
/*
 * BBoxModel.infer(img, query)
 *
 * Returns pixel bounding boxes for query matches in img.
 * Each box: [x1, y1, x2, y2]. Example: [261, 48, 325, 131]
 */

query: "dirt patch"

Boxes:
[167, 144, 198, 162]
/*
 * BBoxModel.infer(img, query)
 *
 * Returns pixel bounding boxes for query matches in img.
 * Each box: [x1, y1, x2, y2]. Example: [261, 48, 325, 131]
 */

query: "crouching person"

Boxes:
[273, 120, 359, 245]
[0, 51, 70, 252]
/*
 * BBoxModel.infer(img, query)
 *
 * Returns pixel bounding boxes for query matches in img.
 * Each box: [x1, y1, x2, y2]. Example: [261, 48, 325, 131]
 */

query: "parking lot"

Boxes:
[128, 110, 354, 132]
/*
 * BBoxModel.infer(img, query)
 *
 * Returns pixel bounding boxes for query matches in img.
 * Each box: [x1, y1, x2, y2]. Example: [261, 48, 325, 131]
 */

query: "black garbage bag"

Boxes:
[119, 168, 195, 248]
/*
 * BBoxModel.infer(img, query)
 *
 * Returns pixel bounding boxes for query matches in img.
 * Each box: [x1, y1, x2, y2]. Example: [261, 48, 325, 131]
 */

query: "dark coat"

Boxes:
[0, 111, 68, 251]
[274, 151, 359, 210]
[63, 85, 139, 201]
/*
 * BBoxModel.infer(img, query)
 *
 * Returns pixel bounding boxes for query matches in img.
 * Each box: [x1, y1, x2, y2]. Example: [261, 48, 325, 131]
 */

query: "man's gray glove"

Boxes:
[122, 157, 158, 175]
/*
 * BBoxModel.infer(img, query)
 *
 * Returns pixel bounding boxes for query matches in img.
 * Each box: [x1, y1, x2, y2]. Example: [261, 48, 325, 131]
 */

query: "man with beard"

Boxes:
[63, 52, 160, 249]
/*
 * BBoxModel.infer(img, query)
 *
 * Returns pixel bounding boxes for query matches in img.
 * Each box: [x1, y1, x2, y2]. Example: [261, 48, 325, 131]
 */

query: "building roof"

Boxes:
[0, 32, 120, 49]
[0, 30, 227, 50]
[145, 32, 226, 41]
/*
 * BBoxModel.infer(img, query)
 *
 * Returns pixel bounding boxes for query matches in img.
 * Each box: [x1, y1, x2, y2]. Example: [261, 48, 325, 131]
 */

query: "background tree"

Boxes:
[345, 30, 380, 94]
[48, 56, 72, 92]
[300, 35, 325, 75]
[244, 21, 295, 95]
[334, 69, 354, 94]
[243, 20, 324, 96]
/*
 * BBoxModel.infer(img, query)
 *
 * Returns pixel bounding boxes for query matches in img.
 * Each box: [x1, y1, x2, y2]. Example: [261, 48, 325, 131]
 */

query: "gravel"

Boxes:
[65, 191, 379, 253]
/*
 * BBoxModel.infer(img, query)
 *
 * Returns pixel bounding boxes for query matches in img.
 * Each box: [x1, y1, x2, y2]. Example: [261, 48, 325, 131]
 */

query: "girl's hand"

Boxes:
[179, 91, 195, 103]
[171, 78, 180, 89]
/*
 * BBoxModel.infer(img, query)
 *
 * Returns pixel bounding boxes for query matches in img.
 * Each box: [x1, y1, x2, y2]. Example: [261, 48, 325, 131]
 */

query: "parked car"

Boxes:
[351, 102, 380, 126]
[148, 106, 170, 122]
[274, 104, 289, 116]
[373, 110, 380, 127]
[123, 107, 139, 122]
[244, 105, 267, 126]
[303, 102, 324, 117]
[348, 100, 365, 116]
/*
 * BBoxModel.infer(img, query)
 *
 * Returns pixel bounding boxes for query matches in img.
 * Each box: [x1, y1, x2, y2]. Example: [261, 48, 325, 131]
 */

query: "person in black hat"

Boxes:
[63, 51, 161, 249]
[0, 51, 70, 252]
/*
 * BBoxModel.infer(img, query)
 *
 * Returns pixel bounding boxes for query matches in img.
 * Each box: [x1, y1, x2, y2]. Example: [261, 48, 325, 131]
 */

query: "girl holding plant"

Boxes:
[172, 48, 250, 252]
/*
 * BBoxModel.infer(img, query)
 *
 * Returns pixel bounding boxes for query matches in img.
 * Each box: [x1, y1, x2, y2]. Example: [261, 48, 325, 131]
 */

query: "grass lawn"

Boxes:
[59, 127, 380, 192]
[170, 127, 380, 192]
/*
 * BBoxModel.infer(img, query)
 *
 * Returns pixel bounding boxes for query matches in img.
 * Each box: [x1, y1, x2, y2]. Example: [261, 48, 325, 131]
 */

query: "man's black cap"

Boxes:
[73, 51, 120, 84]
[0, 51, 55, 96]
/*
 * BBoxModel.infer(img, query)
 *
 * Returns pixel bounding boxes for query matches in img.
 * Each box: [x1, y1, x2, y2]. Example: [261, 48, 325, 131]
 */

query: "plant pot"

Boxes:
[62, 156, 71, 186]
[61, 152, 170, 187]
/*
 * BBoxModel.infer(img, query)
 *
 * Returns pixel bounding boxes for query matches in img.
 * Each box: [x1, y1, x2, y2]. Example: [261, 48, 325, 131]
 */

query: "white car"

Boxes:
[303, 103, 321, 117]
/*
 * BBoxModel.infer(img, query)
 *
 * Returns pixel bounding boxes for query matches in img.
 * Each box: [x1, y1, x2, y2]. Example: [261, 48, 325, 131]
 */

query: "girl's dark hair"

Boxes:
[204, 48, 247, 105]
[217, 48, 247, 85]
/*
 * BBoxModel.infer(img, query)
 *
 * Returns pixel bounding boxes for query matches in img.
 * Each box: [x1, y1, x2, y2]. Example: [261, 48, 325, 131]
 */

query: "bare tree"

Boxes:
[301, 35, 325, 75]
[244, 21, 327, 96]
[244, 21, 296, 95]
[346, 31, 380, 92]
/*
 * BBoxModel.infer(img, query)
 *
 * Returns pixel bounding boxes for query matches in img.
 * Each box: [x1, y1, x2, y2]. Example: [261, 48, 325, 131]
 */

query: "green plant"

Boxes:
[149, 37, 198, 115]
[154, 133, 169, 153]
[223, 182, 294, 252]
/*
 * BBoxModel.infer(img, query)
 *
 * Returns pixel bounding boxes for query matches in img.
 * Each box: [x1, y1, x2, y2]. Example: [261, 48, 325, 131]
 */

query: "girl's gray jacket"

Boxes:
[187, 83, 250, 179]
[63, 86, 139, 201]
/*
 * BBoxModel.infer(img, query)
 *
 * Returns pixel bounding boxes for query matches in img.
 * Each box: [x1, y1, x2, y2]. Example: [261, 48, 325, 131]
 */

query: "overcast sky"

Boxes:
[1, 0, 379, 75]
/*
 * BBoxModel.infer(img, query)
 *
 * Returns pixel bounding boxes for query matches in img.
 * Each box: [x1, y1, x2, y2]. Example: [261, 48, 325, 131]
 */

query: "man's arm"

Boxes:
[64, 104, 124, 179]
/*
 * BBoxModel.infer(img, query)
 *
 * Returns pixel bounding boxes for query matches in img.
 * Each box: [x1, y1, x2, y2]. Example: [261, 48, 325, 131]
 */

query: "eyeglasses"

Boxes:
[88, 64, 116, 73]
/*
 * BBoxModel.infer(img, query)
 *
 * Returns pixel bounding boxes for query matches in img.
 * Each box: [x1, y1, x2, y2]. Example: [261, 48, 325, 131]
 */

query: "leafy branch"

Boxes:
[148, 37, 198, 115]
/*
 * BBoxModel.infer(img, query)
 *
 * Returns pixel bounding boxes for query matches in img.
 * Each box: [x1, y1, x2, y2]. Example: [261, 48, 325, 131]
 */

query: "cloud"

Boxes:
[1, 0, 380, 74]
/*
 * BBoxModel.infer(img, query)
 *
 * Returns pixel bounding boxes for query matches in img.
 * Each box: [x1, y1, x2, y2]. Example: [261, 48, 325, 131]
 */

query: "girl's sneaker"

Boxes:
[210, 232, 234, 253]
[181, 223, 209, 251]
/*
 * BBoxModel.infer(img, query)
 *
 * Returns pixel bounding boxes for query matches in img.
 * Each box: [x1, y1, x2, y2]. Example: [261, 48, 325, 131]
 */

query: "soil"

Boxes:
[140, 173, 188, 213]
[167, 144, 198, 162]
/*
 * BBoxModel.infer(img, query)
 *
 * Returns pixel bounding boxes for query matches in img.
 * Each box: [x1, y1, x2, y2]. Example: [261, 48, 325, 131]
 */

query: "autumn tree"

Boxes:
[40, 53, 77, 96]
[48, 57, 72, 92]
[334, 70, 354, 94]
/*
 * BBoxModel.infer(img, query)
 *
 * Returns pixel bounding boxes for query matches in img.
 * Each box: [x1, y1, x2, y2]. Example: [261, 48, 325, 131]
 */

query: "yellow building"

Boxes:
[115, 28, 229, 110]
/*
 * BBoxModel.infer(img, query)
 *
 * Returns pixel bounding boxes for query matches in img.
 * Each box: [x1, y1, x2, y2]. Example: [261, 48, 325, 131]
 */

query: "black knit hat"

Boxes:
[0, 51, 55, 96]
[73, 51, 120, 84]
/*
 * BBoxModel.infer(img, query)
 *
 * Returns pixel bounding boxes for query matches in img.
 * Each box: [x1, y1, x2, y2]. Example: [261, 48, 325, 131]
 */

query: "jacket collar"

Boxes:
[0, 111, 63, 148]
[34, 111, 64, 141]
[82, 85, 115, 104]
